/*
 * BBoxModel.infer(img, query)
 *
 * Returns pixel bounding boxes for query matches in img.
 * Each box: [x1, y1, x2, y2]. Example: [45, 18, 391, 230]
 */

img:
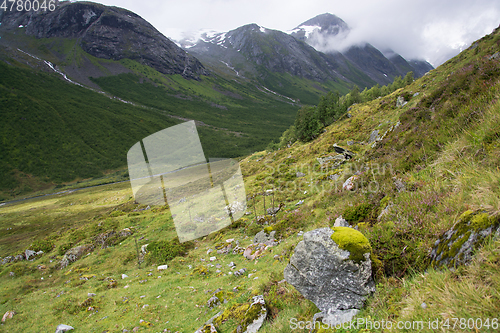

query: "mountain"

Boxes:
[290, 13, 434, 80]
[0, 1, 208, 82]
[288, 13, 350, 45]
[181, 23, 355, 83]
[0, 3, 436, 200]
[178, 13, 433, 98]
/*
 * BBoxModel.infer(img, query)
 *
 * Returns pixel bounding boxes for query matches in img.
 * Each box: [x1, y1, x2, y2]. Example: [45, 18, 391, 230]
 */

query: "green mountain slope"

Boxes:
[0, 50, 299, 201]
[0, 23, 498, 333]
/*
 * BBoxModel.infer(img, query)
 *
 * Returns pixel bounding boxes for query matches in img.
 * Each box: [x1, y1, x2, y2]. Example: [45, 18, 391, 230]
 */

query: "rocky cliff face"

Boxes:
[0, 2, 208, 79]
[222, 24, 345, 81]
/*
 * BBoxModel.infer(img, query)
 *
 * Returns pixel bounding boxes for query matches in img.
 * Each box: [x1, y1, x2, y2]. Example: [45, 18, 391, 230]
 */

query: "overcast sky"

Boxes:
[92, 0, 500, 66]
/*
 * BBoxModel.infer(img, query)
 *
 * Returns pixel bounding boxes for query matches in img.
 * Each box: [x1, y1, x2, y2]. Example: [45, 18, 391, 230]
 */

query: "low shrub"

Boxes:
[146, 237, 192, 264]
[30, 238, 54, 253]
[342, 202, 375, 223]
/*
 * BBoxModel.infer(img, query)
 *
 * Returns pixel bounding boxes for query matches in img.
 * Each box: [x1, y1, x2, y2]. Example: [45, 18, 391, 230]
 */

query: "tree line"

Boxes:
[268, 72, 415, 149]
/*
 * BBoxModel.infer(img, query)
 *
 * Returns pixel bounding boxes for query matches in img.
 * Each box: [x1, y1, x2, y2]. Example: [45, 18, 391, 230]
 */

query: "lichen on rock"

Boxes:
[430, 210, 500, 268]
[284, 227, 375, 327]
[212, 295, 267, 333]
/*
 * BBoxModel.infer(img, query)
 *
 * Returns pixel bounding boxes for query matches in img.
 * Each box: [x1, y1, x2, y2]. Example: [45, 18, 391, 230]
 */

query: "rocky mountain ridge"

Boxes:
[178, 13, 433, 87]
[0, 1, 208, 79]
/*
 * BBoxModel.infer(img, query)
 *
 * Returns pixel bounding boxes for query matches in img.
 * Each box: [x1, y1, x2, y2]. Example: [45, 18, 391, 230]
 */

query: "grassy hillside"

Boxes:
[0, 26, 499, 333]
[0, 49, 300, 201]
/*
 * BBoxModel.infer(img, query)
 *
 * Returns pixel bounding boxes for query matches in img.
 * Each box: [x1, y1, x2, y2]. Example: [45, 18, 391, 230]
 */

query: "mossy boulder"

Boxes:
[430, 210, 500, 268]
[212, 295, 267, 333]
[284, 228, 375, 327]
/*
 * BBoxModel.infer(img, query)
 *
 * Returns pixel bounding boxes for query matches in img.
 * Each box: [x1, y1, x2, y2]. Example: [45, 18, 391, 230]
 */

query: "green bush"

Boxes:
[342, 203, 375, 223]
[30, 239, 54, 253]
[58, 242, 74, 256]
[146, 238, 192, 264]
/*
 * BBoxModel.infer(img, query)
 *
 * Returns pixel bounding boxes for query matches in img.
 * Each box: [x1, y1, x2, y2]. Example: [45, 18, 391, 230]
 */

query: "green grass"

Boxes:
[1, 20, 500, 333]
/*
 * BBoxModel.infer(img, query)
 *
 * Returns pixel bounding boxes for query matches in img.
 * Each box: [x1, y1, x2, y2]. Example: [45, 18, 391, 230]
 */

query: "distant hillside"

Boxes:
[0, 2, 305, 200]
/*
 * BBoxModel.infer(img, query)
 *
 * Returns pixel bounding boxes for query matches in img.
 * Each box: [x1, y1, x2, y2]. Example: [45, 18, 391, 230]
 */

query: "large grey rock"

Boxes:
[284, 228, 374, 326]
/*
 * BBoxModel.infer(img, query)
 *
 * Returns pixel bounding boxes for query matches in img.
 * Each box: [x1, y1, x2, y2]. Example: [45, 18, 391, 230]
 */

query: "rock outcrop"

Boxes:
[284, 227, 375, 326]
[431, 210, 500, 268]
[0, 2, 208, 79]
[60, 244, 94, 269]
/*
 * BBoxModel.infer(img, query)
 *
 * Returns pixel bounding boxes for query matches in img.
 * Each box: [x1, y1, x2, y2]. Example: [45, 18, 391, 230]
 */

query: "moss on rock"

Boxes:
[213, 295, 267, 333]
[331, 227, 372, 263]
[430, 210, 500, 268]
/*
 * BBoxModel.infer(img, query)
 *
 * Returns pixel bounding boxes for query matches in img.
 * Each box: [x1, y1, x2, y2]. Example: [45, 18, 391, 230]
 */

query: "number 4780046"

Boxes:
[1, 0, 56, 12]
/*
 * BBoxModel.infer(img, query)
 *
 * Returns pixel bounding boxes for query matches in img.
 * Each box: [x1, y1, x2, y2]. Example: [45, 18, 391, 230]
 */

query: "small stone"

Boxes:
[296, 172, 306, 178]
[342, 175, 359, 191]
[368, 130, 380, 144]
[157, 265, 168, 271]
[421, 302, 427, 309]
[124, 285, 129, 289]
[210, 256, 216, 262]
[55, 324, 74, 333]
[2, 311, 15, 322]
[25, 249, 36, 260]
[295, 200, 304, 206]
[333, 216, 349, 227]
[122, 274, 128, 279]
[88, 293, 96, 297]
[142, 304, 149, 309]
